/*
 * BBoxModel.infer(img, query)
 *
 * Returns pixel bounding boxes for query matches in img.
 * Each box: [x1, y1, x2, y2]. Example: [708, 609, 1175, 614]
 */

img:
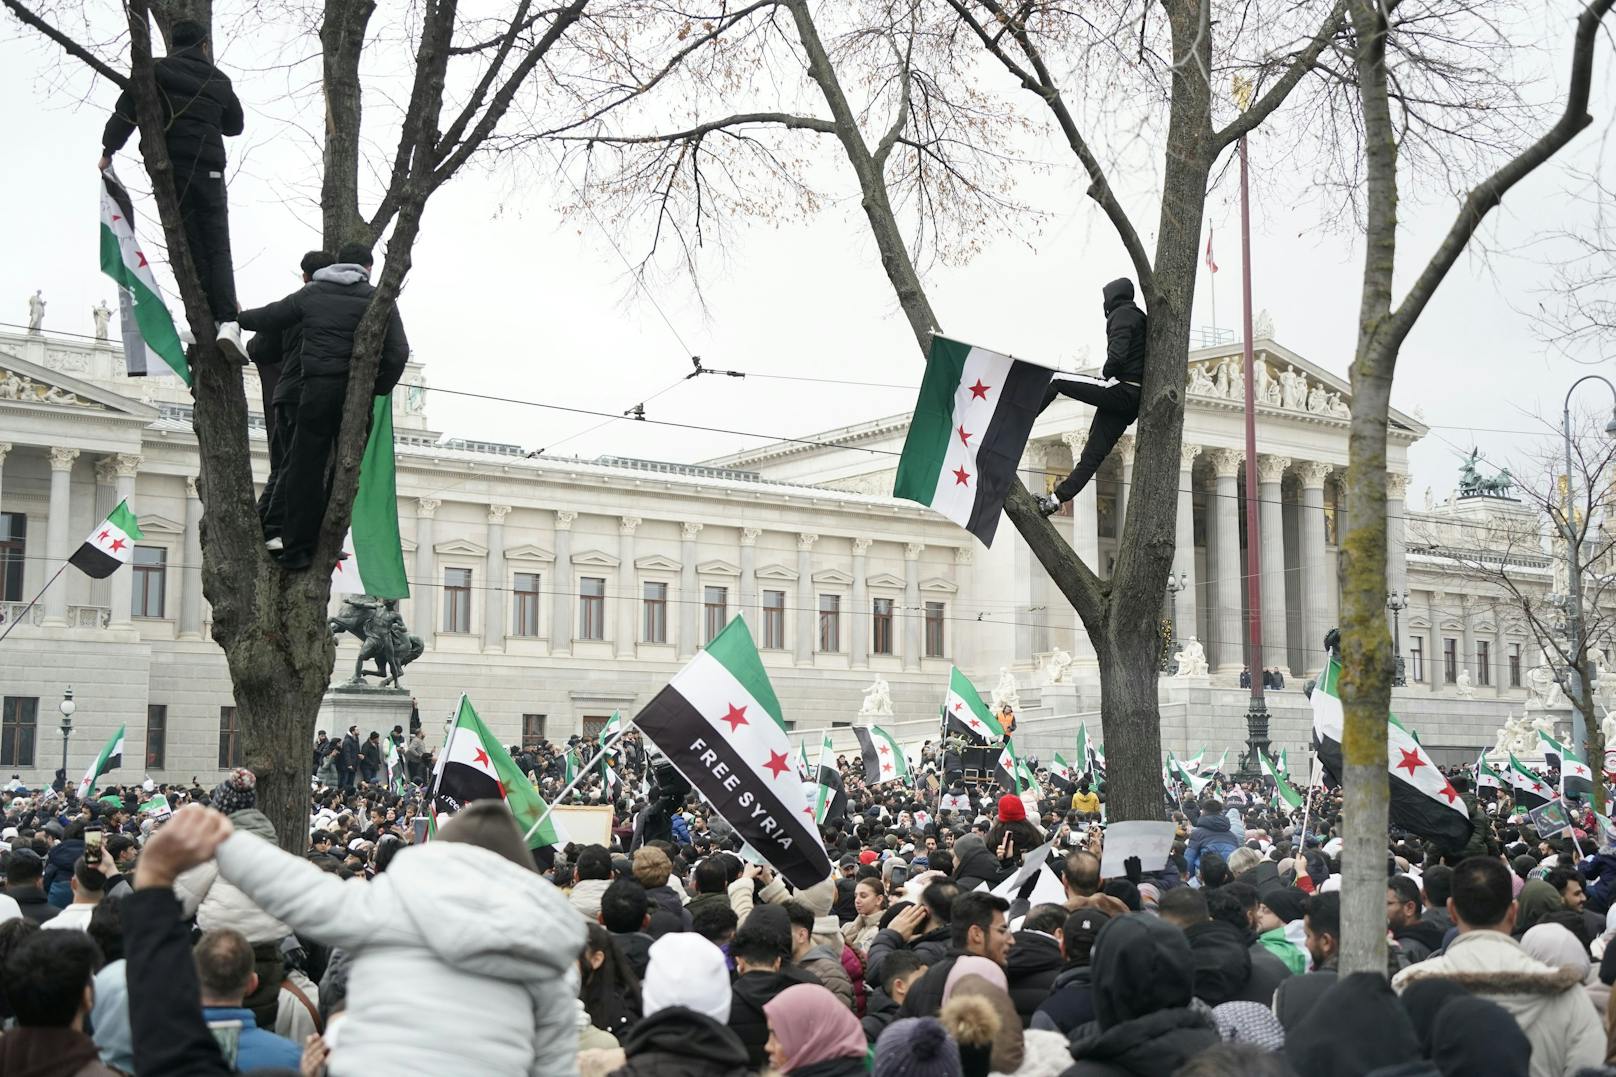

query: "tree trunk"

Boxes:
[320, 0, 375, 246]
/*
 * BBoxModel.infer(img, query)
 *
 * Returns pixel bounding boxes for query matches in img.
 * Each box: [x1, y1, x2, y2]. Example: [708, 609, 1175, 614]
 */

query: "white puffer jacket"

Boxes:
[215, 829, 584, 1077]
[172, 809, 291, 943]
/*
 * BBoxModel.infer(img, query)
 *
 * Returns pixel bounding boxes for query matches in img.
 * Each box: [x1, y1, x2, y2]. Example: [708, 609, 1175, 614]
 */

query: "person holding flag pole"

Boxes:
[521, 719, 639, 845]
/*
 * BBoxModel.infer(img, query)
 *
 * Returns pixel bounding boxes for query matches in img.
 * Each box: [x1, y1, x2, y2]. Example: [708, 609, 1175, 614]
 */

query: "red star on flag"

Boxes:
[763, 750, 791, 779]
[97, 529, 110, 542]
[968, 380, 991, 400]
[1530, 781, 1544, 794]
[957, 425, 973, 446]
[877, 744, 891, 755]
[1396, 749, 1424, 776]
[952, 466, 971, 486]
[881, 763, 894, 775]
[968, 717, 983, 730]
[473, 747, 490, 768]
[136, 250, 149, 268]
[111, 215, 122, 223]
[720, 703, 749, 732]
[802, 805, 816, 817]
[1438, 782, 1459, 804]
[952, 702, 962, 712]
[108, 537, 126, 553]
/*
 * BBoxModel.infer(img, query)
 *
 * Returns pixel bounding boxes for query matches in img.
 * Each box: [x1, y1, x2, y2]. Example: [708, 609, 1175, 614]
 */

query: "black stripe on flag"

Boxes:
[1313, 728, 1471, 850]
[854, 727, 881, 778]
[636, 685, 832, 889]
[69, 543, 122, 580]
[944, 711, 992, 744]
[965, 359, 1055, 544]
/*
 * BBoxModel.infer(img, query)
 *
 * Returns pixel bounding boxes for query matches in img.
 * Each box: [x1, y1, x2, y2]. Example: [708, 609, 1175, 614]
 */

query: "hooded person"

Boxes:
[207, 798, 585, 1075]
[1063, 913, 1220, 1076]
[1184, 801, 1241, 880]
[1428, 994, 1532, 1077]
[730, 905, 820, 1068]
[942, 961, 1024, 1075]
[952, 834, 1005, 892]
[1032, 907, 1107, 1035]
[1005, 904, 1066, 1027]
[1399, 978, 1473, 1057]
[763, 982, 869, 1077]
[1513, 880, 1565, 937]
[1521, 922, 1604, 1016]
[1286, 972, 1422, 1077]
[610, 933, 749, 1077]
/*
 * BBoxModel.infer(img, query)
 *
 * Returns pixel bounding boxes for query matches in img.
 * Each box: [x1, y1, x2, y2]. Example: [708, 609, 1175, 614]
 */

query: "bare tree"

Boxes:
[5, 0, 590, 847]
[1538, 175, 1616, 363]
[1335, 0, 1615, 976]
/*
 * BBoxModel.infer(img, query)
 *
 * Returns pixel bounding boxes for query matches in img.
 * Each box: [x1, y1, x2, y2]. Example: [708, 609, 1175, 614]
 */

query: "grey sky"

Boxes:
[3, 3, 1612, 512]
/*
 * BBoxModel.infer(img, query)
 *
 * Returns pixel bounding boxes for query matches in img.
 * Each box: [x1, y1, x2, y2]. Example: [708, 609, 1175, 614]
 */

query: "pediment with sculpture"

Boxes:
[1186, 353, 1352, 419]
[0, 367, 101, 409]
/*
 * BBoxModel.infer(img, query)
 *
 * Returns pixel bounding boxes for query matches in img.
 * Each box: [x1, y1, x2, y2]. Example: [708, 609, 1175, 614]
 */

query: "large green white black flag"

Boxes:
[99, 168, 188, 383]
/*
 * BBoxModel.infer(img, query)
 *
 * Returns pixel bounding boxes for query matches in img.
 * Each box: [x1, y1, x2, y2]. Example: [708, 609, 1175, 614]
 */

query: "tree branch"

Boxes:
[2, 0, 128, 88]
[1214, 0, 1349, 149]
[871, 32, 913, 169]
[553, 110, 838, 145]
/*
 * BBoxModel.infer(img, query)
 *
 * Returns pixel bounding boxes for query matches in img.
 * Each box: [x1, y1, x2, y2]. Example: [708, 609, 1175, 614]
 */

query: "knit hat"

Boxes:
[436, 799, 534, 873]
[996, 795, 1026, 824]
[860, 849, 880, 865]
[1257, 886, 1307, 924]
[209, 768, 257, 814]
[642, 933, 731, 1023]
[874, 1018, 963, 1077]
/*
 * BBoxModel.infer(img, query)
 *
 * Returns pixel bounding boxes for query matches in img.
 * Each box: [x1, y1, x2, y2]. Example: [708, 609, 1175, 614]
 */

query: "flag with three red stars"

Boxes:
[1310, 655, 1470, 850]
[893, 335, 1054, 546]
[69, 499, 144, 579]
[942, 665, 1003, 744]
[633, 615, 832, 889]
[427, 695, 561, 848]
[1506, 753, 1551, 810]
[854, 725, 910, 786]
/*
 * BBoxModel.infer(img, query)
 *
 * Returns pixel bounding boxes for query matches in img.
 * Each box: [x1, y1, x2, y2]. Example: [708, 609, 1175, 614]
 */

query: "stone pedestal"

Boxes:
[318, 685, 414, 738]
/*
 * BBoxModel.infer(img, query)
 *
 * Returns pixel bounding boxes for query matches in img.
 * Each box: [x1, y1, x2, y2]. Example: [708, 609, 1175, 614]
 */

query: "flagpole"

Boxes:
[523, 720, 636, 843]
[1297, 750, 1319, 842]
[0, 563, 69, 645]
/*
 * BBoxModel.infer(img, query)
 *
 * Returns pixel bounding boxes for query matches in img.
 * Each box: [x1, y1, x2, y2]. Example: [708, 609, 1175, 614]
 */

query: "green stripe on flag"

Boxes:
[98, 221, 189, 384]
[705, 617, 785, 731]
[893, 337, 972, 504]
[107, 501, 144, 540]
[352, 396, 409, 598]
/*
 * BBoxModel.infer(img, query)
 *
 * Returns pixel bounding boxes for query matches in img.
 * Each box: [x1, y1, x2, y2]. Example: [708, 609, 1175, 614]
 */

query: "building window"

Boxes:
[132, 546, 167, 618]
[442, 568, 472, 633]
[642, 581, 668, 643]
[762, 590, 786, 649]
[512, 572, 541, 637]
[145, 704, 166, 769]
[1509, 644, 1522, 688]
[1096, 488, 1118, 539]
[0, 513, 25, 602]
[0, 697, 37, 768]
[582, 715, 612, 740]
[818, 594, 841, 653]
[1323, 483, 1340, 546]
[579, 577, 605, 640]
[925, 601, 946, 657]
[704, 586, 728, 644]
[218, 706, 242, 769]
[1476, 641, 1491, 687]
[1443, 638, 1457, 684]
[1409, 639, 1424, 684]
[872, 597, 895, 655]
[521, 713, 546, 751]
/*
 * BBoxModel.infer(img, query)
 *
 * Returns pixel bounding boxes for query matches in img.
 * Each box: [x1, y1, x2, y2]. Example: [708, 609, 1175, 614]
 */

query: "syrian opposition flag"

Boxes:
[1184, 748, 1207, 774]
[1047, 752, 1077, 796]
[943, 666, 1003, 743]
[1507, 754, 1552, 809]
[1260, 749, 1303, 810]
[563, 747, 581, 785]
[632, 616, 832, 889]
[138, 793, 172, 820]
[76, 725, 125, 799]
[1310, 655, 1470, 849]
[331, 397, 410, 598]
[1277, 749, 1290, 779]
[1476, 752, 1503, 793]
[893, 335, 1054, 546]
[996, 738, 1026, 792]
[855, 725, 909, 785]
[382, 737, 404, 792]
[797, 742, 813, 781]
[1207, 749, 1230, 776]
[1540, 731, 1594, 799]
[1538, 730, 1563, 772]
[70, 500, 144, 579]
[429, 696, 562, 848]
[99, 167, 189, 383]
[813, 732, 848, 827]
[1167, 753, 1210, 796]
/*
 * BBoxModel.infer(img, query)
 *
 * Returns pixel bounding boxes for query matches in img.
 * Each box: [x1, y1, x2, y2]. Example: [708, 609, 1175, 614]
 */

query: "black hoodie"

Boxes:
[1005, 930, 1064, 1027]
[952, 834, 1007, 891]
[730, 965, 817, 1068]
[1285, 972, 1423, 1077]
[1182, 919, 1253, 1006]
[1100, 278, 1147, 383]
[101, 44, 244, 170]
[611, 1006, 749, 1077]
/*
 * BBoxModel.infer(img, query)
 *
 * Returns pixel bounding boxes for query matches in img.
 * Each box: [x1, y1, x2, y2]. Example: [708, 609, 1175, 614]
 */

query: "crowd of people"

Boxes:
[1, 721, 1615, 1077]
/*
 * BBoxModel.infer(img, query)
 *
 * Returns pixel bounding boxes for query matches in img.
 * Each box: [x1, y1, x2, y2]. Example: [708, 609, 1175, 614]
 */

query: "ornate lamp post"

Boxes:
[58, 686, 75, 795]
[1163, 571, 1188, 671]
[1387, 591, 1408, 687]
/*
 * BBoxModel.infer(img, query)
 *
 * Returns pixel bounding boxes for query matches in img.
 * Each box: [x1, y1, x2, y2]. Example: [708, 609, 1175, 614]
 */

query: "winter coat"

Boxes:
[235, 265, 409, 392]
[1183, 919, 1268, 1007]
[839, 942, 868, 1016]
[1256, 926, 1307, 975]
[864, 923, 952, 986]
[605, 1005, 749, 1077]
[645, 883, 692, 930]
[1183, 814, 1238, 877]
[1070, 790, 1101, 815]
[1060, 1007, 1220, 1077]
[1274, 967, 1337, 1032]
[1580, 852, 1616, 915]
[1031, 963, 1095, 1035]
[214, 827, 584, 1076]
[1394, 919, 1447, 964]
[612, 930, 653, 981]
[1099, 278, 1147, 384]
[731, 966, 819, 1068]
[1006, 930, 1064, 1027]
[44, 838, 83, 908]
[173, 809, 291, 944]
[100, 45, 243, 170]
[1393, 929, 1605, 1077]
[0, 1027, 123, 1077]
[12, 888, 59, 924]
[861, 987, 900, 1042]
[899, 951, 970, 1018]
[790, 1058, 867, 1077]
[953, 834, 1006, 891]
[358, 739, 382, 779]
[798, 944, 856, 1010]
[339, 734, 359, 768]
[841, 911, 883, 955]
[569, 877, 613, 920]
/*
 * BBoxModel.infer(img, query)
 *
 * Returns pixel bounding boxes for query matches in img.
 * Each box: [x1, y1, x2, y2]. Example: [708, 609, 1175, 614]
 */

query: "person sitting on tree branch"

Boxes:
[1035, 278, 1146, 517]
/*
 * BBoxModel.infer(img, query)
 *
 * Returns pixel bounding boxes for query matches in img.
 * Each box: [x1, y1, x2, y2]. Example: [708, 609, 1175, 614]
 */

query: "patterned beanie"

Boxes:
[210, 768, 257, 814]
[874, 1017, 963, 1077]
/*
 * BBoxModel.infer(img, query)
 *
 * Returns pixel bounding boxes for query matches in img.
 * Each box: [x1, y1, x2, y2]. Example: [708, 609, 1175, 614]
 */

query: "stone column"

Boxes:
[92, 458, 118, 610]
[1387, 471, 1409, 635]
[179, 477, 204, 639]
[1427, 591, 1444, 693]
[1297, 461, 1332, 675]
[904, 542, 924, 672]
[1116, 434, 1135, 536]
[1175, 445, 1201, 643]
[617, 516, 640, 658]
[850, 538, 871, 669]
[43, 448, 80, 625]
[414, 498, 440, 647]
[484, 505, 510, 651]
[739, 528, 761, 626]
[549, 511, 575, 654]
[953, 547, 974, 665]
[1062, 433, 1099, 666]
[0, 443, 9, 524]
[1257, 454, 1290, 674]
[108, 455, 140, 627]
[1208, 449, 1244, 672]
[795, 533, 817, 664]
[679, 522, 702, 658]
[1459, 594, 1475, 690]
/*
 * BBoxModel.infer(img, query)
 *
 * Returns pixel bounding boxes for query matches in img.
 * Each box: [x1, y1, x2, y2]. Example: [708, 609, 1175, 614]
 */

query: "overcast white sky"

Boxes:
[3, 2, 1613, 507]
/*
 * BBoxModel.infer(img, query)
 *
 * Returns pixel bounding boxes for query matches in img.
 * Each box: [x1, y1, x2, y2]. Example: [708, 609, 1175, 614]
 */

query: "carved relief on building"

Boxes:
[1185, 357, 1350, 418]
[0, 368, 98, 408]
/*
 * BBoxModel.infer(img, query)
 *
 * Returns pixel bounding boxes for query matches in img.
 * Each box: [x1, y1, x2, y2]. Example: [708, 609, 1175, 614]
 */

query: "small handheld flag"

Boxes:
[77, 724, 126, 799]
[428, 696, 562, 848]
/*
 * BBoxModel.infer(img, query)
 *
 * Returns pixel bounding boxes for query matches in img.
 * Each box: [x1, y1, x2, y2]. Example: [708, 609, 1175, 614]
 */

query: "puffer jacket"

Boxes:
[235, 265, 408, 392]
[865, 923, 952, 987]
[1393, 929, 1604, 1077]
[1099, 278, 1147, 383]
[1006, 930, 1064, 1027]
[215, 826, 583, 1076]
[1184, 814, 1238, 877]
[173, 810, 290, 943]
[798, 944, 855, 1010]
[569, 877, 613, 920]
[101, 45, 243, 169]
[45, 837, 84, 908]
[605, 1005, 748, 1077]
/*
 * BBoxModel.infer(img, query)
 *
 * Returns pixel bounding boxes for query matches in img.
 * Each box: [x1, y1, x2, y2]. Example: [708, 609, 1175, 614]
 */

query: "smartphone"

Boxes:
[84, 827, 102, 855]
[412, 817, 429, 844]
[889, 865, 908, 887]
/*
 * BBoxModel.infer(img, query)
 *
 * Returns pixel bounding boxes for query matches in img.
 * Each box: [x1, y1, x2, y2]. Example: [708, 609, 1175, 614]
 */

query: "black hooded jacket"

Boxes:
[102, 45, 243, 170]
[1060, 914, 1219, 1077]
[1182, 919, 1253, 1007]
[1032, 963, 1095, 1035]
[952, 834, 1008, 891]
[1285, 972, 1423, 1077]
[1393, 918, 1447, 964]
[730, 965, 818, 1068]
[1100, 279, 1147, 384]
[610, 1006, 749, 1077]
[1005, 930, 1064, 1027]
[236, 265, 409, 392]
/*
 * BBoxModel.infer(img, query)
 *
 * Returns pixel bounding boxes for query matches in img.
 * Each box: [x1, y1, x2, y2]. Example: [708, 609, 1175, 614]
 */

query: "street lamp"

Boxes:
[1560, 374, 1616, 760]
[58, 687, 75, 796]
[1163, 571, 1188, 671]
[1387, 591, 1408, 687]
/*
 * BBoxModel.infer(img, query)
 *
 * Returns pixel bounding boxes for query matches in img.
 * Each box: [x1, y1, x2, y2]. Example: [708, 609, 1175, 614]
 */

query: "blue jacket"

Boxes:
[201, 1006, 302, 1071]
[671, 814, 691, 845]
[1185, 814, 1239, 877]
[1580, 853, 1616, 915]
[45, 838, 84, 908]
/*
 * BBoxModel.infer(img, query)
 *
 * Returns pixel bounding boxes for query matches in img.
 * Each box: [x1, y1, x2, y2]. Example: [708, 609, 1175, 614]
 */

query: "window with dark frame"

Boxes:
[132, 546, 167, 618]
[924, 601, 946, 657]
[1443, 638, 1457, 684]
[218, 706, 242, 769]
[643, 581, 668, 643]
[872, 597, 894, 655]
[521, 713, 546, 751]
[1409, 639, 1424, 683]
[1477, 640, 1491, 687]
[704, 586, 729, 643]
[442, 568, 472, 633]
[0, 697, 37, 768]
[818, 594, 841, 652]
[0, 512, 25, 602]
[762, 590, 786, 649]
[145, 704, 166, 769]
[1509, 644, 1522, 688]
[512, 572, 541, 637]
[580, 577, 606, 640]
